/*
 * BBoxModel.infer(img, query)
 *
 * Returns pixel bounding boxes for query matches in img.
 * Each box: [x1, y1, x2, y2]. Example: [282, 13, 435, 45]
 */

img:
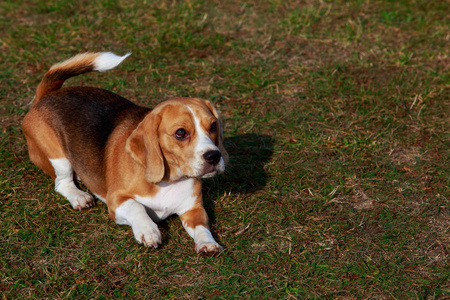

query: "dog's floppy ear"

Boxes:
[125, 113, 165, 183]
[204, 100, 229, 164]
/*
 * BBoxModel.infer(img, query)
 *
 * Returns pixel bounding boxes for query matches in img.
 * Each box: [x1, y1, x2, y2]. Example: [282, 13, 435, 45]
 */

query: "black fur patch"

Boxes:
[35, 87, 150, 181]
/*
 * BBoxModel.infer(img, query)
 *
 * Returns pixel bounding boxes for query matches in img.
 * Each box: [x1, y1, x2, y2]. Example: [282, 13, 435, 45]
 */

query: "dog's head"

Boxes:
[125, 98, 228, 183]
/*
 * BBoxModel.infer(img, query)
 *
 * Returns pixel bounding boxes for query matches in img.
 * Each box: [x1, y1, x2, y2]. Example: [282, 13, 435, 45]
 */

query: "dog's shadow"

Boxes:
[202, 133, 275, 223]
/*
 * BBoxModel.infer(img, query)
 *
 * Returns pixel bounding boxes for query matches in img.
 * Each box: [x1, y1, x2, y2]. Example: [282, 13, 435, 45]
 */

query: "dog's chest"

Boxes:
[134, 178, 197, 221]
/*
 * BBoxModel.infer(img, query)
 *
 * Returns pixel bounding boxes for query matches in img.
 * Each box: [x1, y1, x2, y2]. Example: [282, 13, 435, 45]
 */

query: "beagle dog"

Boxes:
[22, 52, 228, 255]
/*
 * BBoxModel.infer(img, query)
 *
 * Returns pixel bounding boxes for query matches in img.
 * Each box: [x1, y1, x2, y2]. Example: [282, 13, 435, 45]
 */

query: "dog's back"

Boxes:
[34, 87, 149, 183]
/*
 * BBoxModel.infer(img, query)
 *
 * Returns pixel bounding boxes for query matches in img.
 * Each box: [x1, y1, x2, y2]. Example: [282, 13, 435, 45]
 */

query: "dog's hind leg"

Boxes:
[23, 110, 94, 210]
[50, 158, 95, 210]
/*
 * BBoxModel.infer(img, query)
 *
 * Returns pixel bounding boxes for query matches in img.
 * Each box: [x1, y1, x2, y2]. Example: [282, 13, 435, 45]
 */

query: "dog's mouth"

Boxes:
[201, 166, 218, 178]
[199, 163, 225, 178]
[201, 171, 218, 179]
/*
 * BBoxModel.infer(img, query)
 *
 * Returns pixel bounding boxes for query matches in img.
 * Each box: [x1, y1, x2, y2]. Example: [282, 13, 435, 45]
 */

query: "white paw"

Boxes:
[196, 241, 223, 256]
[68, 190, 95, 210]
[132, 223, 162, 248]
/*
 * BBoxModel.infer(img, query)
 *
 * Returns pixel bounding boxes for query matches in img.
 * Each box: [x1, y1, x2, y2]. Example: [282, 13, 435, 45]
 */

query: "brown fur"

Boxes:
[180, 180, 208, 229]
[22, 109, 64, 179]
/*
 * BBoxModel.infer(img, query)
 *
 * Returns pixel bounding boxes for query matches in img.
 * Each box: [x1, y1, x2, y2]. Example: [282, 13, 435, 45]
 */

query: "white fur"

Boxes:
[183, 224, 223, 253]
[115, 199, 162, 248]
[50, 158, 95, 210]
[134, 178, 197, 221]
[186, 105, 225, 177]
[117, 178, 221, 253]
[94, 194, 106, 203]
[93, 52, 131, 72]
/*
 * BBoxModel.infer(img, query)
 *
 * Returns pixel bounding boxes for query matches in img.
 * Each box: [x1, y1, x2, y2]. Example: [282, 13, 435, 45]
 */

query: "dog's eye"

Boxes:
[174, 128, 189, 140]
[210, 122, 217, 133]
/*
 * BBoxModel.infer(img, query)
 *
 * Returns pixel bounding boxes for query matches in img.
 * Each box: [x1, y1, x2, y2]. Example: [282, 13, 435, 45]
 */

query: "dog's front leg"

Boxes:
[180, 207, 223, 255]
[114, 199, 161, 248]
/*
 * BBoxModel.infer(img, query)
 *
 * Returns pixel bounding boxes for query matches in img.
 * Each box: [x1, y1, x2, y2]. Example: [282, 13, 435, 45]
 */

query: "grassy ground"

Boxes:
[1, 0, 449, 298]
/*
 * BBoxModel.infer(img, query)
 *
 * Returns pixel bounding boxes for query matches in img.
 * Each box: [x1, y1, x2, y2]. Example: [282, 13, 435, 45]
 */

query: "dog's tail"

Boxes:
[33, 52, 131, 103]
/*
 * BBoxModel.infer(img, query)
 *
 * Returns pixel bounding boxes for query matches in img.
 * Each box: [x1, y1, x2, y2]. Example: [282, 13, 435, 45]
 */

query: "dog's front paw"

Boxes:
[68, 191, 95, 211]
[196, 241, 223, 256]
[132, 222, 162, 248]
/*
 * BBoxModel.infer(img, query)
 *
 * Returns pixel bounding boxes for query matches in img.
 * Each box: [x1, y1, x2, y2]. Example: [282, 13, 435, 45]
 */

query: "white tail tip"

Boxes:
[94, 52, 131, 72]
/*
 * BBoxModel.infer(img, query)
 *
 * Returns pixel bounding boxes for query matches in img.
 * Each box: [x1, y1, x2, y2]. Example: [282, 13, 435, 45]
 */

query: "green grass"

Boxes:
[1, 0, 449, 298]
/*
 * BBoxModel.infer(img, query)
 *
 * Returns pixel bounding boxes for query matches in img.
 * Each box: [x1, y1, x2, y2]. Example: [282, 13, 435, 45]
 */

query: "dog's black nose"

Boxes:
[203, 150, 222, 166]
